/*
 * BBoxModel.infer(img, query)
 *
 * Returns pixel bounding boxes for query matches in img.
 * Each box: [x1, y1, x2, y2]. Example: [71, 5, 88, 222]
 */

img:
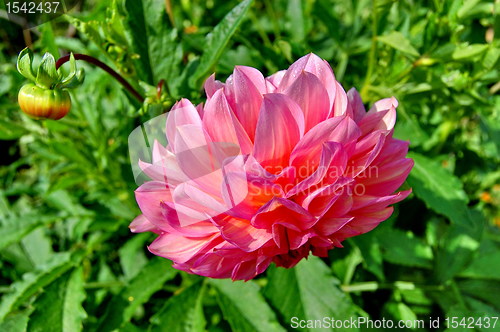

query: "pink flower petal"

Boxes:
[149, 232, 222, 264]
[135, 181, 176, 232]
[283, 71, 330, 132]
[286, 142, 347, 197]
[204, 74, 225, 99]
[279, 53, 337, 110]
[265, 70, 286, 93]
[358, 97, 398, 135]
[166, 99, 203, 150]
[202, 89, 253, 155]
[252, 197, 315, 232]
[215, 215, 273, 252]
[253, 93, 304, 173]
[361, 158, 414, 196]
[129, 215, 157, 233]
[290, 116, 360, 171]
[225, 66, 266, 141]
[331, 81, 348, 117]
[347, 88, 366, 123]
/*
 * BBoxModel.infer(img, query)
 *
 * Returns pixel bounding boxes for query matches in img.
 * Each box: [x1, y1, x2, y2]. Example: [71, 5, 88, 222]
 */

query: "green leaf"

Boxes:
[482, 47, 500, 69]
[459, 279, 500, 311]
[408, 153, 484, 281]
[452, 44, 488, 61]
[96, 257, 177, 331]
[458, 0, 494, 20]
[435, 222, 481, 283]
[210, 279, 285, 332]
[377, 228, 433, 268]
[36, 53, 59, 88]
[0, 213, 60, 251]
[350, 232, 384, 280]
[0, 310, 32, 332]
[286, 0, 306, 43]
[122, 0, 183, 89]
[263, 256, 360, 332]
[377, 32, 420, 57]
[189, 0, 254, 88]
[21, 227, 54, 266]
[149, 281, 206, 332]
[27, 267, 87, 332]
[0, 119, 27, 140]
[16, 47, 36, 81]
[38, 21, 60, 58]
[0, 252, 80, 321]
[458, 239, 500, 280]
[118, 233, 149, 280]
[407, 152, 474, 227]
[384, 301, 418, 322]
[122, 0, 154, 84]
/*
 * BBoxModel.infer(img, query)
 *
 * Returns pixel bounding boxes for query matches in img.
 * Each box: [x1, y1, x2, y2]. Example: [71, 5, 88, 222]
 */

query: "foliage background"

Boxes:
[0, 0, 499, 331]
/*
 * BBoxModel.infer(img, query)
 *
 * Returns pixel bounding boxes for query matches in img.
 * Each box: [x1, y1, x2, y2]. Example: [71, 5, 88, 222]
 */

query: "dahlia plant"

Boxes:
[132, 53, 413, 280]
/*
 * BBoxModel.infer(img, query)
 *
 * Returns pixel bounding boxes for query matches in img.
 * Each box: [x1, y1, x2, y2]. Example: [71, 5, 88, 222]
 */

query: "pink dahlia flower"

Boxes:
[131, 53, 413, 280]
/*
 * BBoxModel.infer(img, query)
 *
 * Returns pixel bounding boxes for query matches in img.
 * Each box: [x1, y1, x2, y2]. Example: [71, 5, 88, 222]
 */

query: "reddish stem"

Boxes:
[156, 79, 165, 99]
[56, 54, 144, 103]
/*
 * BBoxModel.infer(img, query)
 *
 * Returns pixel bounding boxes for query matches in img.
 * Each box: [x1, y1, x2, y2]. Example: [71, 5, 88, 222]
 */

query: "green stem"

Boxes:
[360, 0, 378, 100]
[56, 54, 145, 103]
[341, 281, 445, 293]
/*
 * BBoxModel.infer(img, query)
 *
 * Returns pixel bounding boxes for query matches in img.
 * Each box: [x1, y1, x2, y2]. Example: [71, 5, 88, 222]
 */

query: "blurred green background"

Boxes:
[0, 0, 499, 331]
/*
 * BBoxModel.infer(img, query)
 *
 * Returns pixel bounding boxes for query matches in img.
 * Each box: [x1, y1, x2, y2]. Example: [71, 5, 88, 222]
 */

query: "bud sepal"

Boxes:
[16, 48, 84, 120]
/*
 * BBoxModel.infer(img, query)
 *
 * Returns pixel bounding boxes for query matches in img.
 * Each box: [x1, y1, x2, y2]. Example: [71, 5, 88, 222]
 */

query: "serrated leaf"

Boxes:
[458, 239, 500, 280]
[452, 44, 488, 60]
[27, 267, 87, 332]
[36, 53, 59, 88]
[189, 0, 254, 88]
[122, 0, 183, 91]
[16, 47, 36, 81]
[407, 152, 474, 227]
[96, 257, 177, 331]
[209, 279, 285, 332]
[263, 256, 360, 332]
[149, 281, 206, 332]
[0, 213, 60, 251]
[408, 153, 484, 282]
[377, 31, 420, 57]
[0, 252, 80, 321]
[377, 228, 433, 268]
[122, 0, 153, 84]
[0, 310, 32, 332]
[66, 17, 103, 52]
